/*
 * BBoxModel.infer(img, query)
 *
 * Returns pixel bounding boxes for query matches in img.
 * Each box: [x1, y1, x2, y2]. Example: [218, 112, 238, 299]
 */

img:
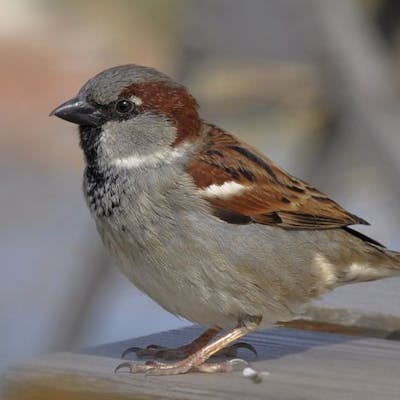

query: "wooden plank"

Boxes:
[284, 305, 400, 339]
[2, 326, 400, 400]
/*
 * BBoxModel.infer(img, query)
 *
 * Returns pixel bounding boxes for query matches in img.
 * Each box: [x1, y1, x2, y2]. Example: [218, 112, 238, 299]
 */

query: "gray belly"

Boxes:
[85, 166, 341, 329]
[96, 205, 331, 329]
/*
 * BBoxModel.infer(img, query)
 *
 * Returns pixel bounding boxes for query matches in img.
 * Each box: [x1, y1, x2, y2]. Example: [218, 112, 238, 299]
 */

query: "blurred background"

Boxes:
[1, 0, 400, 372]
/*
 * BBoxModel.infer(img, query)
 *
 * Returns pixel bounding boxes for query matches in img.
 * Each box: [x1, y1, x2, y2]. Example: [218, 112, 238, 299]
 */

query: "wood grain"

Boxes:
[2, 326, 400, 400]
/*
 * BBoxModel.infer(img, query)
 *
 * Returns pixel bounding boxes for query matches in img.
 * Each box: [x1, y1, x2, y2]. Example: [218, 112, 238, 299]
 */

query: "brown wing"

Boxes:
[187, 124, 368, 229]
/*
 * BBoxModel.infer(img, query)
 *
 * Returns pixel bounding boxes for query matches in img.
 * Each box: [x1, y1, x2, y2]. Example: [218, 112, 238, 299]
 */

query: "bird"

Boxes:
[51, 64, 400, 375]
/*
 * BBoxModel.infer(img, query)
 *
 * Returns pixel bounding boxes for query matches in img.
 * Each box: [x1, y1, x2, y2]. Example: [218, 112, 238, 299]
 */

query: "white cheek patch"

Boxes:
[112, 146, 187, 169]
[200, 181, 247, 199]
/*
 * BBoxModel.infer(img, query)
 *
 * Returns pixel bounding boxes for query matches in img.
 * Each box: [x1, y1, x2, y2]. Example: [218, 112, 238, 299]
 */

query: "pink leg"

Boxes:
[116, 317, 261, 376]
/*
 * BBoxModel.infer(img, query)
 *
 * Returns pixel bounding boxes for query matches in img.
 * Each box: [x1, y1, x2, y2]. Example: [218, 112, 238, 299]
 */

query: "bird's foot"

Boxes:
[117, 319, 261, 376]
[115, 358, 248, 376]
[121, 328, 220, 360]
[122, 341, 257, 360]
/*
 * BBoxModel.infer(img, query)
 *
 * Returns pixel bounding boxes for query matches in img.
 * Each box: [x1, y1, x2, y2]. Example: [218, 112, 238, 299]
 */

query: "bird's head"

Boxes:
[51, 64, 201, 168]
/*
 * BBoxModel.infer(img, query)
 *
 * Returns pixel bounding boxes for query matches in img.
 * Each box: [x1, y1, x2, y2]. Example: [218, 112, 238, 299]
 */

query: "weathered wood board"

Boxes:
[2, 326, 400, 400]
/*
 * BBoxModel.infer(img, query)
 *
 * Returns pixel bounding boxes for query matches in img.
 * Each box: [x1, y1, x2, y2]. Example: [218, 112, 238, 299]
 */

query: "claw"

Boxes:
[121, 344, 192, 361]
[216, 342, 258, 358]
[230, 342, 258, 357]
[146, 344, 164, 350]
[114, 361, 134, 374]
[121, 344, 168, 359]
[121, 346, 142, 359]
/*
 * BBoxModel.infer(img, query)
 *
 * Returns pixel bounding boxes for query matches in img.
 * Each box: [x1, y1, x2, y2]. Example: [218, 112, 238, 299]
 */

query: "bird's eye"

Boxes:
[115, 99, 134, 114]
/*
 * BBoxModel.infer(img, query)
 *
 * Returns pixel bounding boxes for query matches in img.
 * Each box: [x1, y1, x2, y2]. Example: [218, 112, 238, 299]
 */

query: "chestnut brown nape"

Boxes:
[122, 81, 201, 146]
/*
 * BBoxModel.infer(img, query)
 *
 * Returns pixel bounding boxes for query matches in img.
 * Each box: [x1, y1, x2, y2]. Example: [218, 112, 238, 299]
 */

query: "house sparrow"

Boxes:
[51, 64, 400, 375]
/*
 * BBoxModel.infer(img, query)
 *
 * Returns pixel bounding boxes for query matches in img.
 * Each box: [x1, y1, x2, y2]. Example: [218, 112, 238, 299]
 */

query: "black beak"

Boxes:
[50, 96, 104, 127]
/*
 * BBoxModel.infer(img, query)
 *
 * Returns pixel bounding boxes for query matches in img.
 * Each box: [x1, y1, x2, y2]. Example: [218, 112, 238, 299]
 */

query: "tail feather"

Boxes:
[343, 227, 385, 248]
[385, 249, 400, 272]
[340, 248, 400, 284]
[340, 227, 400, 282]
